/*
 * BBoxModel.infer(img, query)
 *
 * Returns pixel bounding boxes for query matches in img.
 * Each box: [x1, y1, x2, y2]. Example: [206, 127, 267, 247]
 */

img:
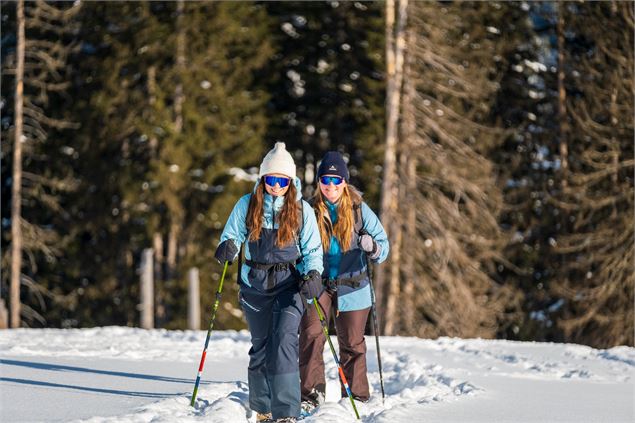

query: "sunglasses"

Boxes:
[264, 175, 291, 188]
[319, 176, 344, 185]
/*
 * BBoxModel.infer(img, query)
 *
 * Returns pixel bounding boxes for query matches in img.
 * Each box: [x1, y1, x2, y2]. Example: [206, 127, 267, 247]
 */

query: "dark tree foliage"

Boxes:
[0, 1, 630, 348]
[262, 1, 385, 204]
[5, 1, 273, 328]
[489, 1, 563, 342]
[1, 1, 81, 326]
[548, 1, 634, 348]
[390, 1, 523, 338]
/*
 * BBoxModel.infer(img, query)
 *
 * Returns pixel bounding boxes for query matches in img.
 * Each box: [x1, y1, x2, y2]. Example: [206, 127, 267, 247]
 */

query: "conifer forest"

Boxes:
[1, 1, 633, 349]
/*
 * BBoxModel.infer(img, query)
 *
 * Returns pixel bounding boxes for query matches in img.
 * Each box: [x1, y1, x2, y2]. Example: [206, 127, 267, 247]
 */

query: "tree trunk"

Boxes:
[383, 217, 402, 335]
[174, 0, 185, 134]
[401, 35, 417, 331]
[147, 65, 159, 154]
[610, 87, 619, 186]
[0, 300, 8, 329]
[379, 0, 408, 334]
[374, 0, 396, 317]
[402, 154, 417, 330]
[165, 0, 186, 283]
[166, 223, 179, 281]
[153, 232, 165, 323]
[557, 4, 569, 189]
[10, 0, 25, 329]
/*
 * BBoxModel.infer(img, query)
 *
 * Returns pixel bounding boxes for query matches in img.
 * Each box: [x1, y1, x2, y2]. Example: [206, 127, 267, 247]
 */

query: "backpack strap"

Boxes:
[236, 244, 244, 285]
[296, 199, 308, 263]
[237, 194, 254, 285]
[353, 202, 364, 235]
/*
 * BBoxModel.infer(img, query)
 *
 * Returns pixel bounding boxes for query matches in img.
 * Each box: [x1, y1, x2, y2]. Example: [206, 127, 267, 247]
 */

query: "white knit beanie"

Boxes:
[258, 142, 296, 179]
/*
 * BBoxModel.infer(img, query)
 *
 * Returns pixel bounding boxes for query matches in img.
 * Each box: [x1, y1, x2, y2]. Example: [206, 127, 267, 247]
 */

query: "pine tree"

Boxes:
[263, 1, 385, 203]
[154, 1, 273, 329]
[549, 1, 634, 347]
[393, 1, 522, 338]
[61, 1, 273, 328]
[487, 1, 561, 341]
[378, 0, 408, 335]
[1, 0, 81, 327]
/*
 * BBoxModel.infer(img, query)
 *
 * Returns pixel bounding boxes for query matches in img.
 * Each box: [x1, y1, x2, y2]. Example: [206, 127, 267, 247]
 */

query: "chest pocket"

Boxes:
[245, 228, 300, 292]
[324, 203, 368, 278]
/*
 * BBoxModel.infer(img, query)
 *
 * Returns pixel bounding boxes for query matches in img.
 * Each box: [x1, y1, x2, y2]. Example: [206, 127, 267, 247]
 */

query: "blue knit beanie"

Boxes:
[317, 151, 349, 182]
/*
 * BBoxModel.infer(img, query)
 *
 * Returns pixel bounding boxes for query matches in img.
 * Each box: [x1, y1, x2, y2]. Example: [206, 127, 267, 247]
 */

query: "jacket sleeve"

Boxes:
[361, 202, 389, 263]
[296, 200, 324, 275]
[219, 194, 251, 254]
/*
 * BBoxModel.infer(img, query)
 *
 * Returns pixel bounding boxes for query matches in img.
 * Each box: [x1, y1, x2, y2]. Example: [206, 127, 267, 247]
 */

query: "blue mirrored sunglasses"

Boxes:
[319, 176, 344, 185]
[264, 175, 290, 188]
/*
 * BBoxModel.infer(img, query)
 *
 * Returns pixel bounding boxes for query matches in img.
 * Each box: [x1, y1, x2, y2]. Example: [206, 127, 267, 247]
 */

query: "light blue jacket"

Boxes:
[321, 200, 389, 311]
[219, 177, 323, 288]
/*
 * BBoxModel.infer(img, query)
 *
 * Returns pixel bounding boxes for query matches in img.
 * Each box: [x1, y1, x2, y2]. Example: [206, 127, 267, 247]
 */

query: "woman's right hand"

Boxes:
[214, 240, 238, 264]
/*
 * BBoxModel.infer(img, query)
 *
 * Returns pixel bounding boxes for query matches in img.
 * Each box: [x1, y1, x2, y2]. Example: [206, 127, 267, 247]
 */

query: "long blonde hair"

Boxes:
[313, 184, 362, 252]
[246, 179, 301, 247]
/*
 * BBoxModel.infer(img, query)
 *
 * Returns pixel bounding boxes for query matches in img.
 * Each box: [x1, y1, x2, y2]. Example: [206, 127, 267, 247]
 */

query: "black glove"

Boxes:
[299, 270, 324, 300]
[214, 239, 238, 264]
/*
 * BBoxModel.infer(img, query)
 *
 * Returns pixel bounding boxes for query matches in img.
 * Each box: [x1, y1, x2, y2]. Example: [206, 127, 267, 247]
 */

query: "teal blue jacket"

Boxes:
[321, 199, 389, 311]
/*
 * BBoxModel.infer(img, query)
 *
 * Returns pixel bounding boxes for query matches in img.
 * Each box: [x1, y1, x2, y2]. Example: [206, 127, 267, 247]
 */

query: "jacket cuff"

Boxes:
[369, 242, 381, 261]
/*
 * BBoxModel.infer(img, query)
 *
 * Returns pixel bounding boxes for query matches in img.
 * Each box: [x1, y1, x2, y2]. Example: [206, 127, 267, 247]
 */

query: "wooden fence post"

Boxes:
[140, 248, 154, 329]
[188, 267, 200, 330]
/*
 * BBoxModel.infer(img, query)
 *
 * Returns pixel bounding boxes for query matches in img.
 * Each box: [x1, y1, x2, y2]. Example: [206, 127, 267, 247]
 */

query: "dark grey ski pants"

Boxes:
[240, 283, 304, 419]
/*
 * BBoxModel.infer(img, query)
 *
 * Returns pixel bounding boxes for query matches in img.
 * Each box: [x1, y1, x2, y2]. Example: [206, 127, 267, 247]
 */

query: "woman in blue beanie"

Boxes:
[299, 151, 389, 414]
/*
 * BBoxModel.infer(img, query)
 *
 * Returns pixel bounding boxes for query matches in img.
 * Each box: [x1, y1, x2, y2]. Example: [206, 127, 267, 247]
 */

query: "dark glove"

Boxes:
[299, 270, 324, 300]
[214, 239, 238, 264]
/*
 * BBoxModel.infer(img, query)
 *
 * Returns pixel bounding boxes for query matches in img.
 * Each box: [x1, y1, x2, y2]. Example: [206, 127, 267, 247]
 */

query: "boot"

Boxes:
[256, 412, 273, 422]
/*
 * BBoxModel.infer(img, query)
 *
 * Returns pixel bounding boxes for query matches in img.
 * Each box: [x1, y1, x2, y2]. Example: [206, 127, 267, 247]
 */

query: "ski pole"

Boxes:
[190, 260, 229, 407]
[313, 299, 360, 420]
[366, 258, 386, 404]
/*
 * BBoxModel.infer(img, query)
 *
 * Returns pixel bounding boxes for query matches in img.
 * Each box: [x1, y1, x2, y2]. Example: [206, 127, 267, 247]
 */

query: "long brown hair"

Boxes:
[246, 178, 301, 247]
[313, 184, 362, 252]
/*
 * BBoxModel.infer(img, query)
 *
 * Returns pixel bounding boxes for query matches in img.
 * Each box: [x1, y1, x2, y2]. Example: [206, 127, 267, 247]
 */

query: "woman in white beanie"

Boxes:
[214, 142, 324, 423]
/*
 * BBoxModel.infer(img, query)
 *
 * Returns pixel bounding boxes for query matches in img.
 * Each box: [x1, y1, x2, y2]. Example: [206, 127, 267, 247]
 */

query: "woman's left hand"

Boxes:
[358, 234, 377, 255]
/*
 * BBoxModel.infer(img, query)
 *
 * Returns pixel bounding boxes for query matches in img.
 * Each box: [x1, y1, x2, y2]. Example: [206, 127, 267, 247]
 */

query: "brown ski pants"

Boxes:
[299, 290, 370, 402]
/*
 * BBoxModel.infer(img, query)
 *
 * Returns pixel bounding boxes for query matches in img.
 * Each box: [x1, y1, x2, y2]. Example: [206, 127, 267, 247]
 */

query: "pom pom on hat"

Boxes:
[259, 142, 296, 179]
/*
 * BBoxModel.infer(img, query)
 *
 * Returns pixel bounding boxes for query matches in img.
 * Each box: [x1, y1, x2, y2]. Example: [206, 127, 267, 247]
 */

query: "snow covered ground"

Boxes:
[0, 327, 633, 422]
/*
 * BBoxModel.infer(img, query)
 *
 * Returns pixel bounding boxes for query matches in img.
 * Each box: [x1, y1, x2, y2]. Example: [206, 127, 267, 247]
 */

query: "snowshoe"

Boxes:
[256, 412, 273, 422]
[299, 399, 319, 419]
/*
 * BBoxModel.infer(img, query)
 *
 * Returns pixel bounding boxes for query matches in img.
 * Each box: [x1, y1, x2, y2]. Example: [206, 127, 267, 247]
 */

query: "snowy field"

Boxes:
[0, 327, 633, 422]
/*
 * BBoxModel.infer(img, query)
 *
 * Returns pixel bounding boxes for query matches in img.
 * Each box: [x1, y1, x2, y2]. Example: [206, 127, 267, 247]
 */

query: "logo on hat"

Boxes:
[328, 165, 337, 171]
